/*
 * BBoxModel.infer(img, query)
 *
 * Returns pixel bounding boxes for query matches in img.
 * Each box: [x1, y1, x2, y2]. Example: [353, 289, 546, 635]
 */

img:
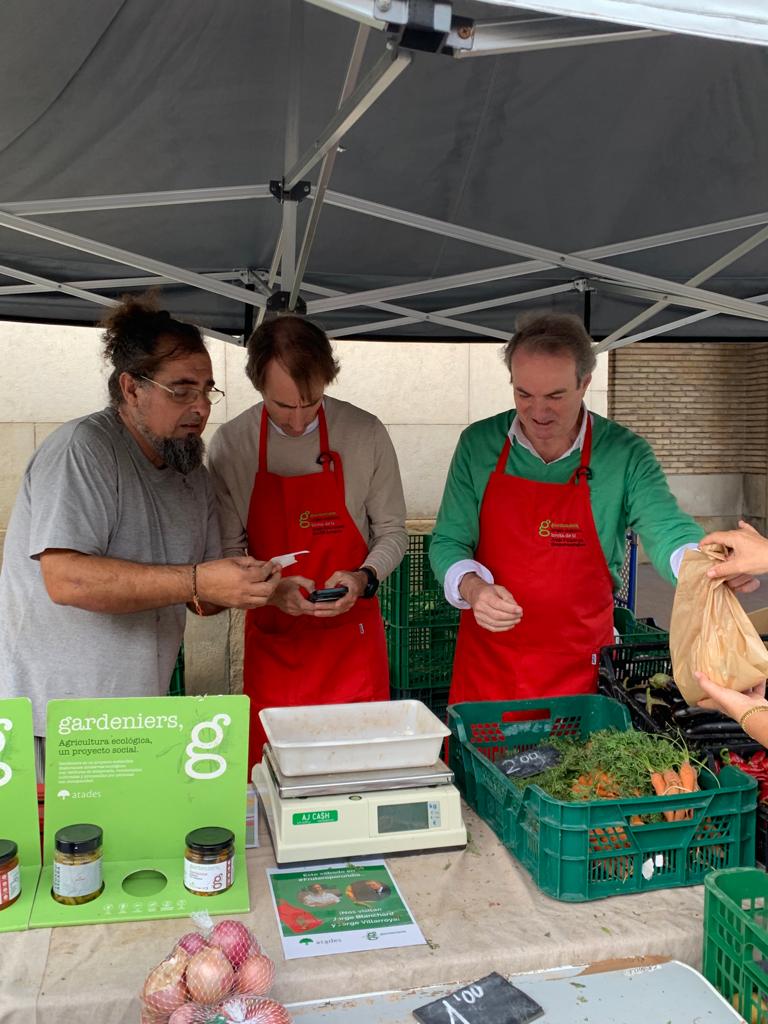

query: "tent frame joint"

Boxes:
[269, 179, 312, 203]
[267, 290, 308, 316]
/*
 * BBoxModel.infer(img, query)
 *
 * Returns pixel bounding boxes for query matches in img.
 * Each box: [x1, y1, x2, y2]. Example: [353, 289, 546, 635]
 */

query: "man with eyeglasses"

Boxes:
[0, 297, 280, 775]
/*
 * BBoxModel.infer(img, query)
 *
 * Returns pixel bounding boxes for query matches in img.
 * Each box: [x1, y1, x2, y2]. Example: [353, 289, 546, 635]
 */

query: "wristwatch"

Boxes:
[357, 565, 379, 599]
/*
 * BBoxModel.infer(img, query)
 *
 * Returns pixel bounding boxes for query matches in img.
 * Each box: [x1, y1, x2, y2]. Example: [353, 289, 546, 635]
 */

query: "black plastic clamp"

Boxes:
[269, 179, 312, 203]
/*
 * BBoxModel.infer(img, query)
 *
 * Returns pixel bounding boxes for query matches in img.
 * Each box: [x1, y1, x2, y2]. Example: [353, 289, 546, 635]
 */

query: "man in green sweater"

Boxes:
[430, 312, 755, 704]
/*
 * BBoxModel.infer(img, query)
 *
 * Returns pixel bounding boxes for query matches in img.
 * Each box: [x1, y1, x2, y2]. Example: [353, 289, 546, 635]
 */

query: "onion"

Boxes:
[143, 948, 190, 1016]
[235, 954, 275, 996]
[177, 932, 210, 956]
[185, 946, 235, 1004]
[218, 997, 250, 1023]
[209, 920, 253, 968]
[238, 998, 293, 1024]
[140, 1010, 169, 1024]
[168, 1005, 206, 1024]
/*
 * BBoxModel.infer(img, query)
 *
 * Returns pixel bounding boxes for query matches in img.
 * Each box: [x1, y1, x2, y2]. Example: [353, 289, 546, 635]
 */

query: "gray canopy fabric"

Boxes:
[0, 0, 768, 346]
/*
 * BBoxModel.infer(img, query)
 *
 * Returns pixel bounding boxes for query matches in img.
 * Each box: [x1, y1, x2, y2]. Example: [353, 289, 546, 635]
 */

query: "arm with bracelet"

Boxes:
[696, 670, 768, 746]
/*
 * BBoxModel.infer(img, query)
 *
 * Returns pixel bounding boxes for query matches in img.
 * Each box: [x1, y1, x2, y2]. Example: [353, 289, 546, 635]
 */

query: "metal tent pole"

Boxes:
[289, 24, 372, 311]
[594, 223, 768, 354]
[0, 210, 267, 309]
[309, 192, 768, 323]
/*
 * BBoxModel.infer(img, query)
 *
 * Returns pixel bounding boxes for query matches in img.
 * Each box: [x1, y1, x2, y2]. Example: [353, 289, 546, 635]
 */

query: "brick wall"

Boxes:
[609, 342, 768, 475]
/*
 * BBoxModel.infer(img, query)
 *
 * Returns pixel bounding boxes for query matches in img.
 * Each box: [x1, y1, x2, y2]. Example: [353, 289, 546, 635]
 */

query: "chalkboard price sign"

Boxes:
[500, 745, 561, 779]
[412, 972, 544, 1024]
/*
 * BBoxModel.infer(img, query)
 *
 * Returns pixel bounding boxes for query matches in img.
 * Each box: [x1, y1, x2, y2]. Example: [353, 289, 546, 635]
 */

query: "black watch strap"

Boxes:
[358, 565, 379, 599]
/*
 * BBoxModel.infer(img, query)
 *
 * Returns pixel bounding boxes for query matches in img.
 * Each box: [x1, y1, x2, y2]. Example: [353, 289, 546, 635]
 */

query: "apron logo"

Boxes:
[540, 521, 585, 548]
[298, 510, 344, 534]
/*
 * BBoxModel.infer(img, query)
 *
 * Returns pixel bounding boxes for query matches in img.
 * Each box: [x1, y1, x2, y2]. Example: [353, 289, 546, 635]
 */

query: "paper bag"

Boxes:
[670, 545, 768, 704]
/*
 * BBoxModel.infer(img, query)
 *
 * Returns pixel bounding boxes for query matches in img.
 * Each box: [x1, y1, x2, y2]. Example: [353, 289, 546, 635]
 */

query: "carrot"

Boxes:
[662, 768, 690, 821]
[651, 771, 676, 822]
[629, 815, 645, 826]
[679, 761, 699, 792]
[677, 760, 699, 820]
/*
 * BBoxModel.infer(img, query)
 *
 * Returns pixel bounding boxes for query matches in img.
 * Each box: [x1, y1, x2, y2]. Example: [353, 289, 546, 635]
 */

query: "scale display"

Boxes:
[377, 800, 440, 834]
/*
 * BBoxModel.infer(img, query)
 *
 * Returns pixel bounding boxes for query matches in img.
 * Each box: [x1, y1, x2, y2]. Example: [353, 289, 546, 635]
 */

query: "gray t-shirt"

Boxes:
[0, 408, 222, 735]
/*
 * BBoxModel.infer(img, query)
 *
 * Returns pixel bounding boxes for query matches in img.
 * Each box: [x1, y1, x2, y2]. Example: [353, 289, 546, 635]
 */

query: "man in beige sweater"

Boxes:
[208, 316, 407, 767]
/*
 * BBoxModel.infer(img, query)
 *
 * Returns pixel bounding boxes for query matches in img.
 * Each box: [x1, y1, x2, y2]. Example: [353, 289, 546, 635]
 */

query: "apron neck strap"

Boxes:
[571, 412, 593, 484]
[494, 434, 513, 474]
[259, 404, 332, 473]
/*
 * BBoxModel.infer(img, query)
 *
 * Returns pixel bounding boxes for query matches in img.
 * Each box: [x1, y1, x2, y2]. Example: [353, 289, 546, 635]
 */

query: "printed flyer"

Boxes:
[266, 860, 425, 959]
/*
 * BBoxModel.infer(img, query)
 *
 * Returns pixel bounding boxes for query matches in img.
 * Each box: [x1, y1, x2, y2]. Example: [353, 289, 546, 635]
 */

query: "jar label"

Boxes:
[184, 856, 234, 894]
[0, 864, 20, 907]
[53, 858, 103, 898]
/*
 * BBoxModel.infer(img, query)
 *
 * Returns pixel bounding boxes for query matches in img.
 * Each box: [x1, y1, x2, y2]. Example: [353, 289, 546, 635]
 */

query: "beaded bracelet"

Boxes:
[738, 704, 768, 731]
[191, 564, 204, 616]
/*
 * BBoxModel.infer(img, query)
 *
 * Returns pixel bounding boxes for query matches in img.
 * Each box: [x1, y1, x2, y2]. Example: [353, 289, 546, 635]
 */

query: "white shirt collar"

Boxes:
[267, 399, 323, 438]
[509, 404, 590, 464]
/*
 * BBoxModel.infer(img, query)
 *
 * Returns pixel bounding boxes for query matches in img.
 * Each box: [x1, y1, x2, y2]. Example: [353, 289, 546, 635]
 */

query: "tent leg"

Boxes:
[583, 287, 591, 334]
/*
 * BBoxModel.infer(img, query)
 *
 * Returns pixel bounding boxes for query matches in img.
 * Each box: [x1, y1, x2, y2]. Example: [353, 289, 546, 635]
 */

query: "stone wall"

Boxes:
[609, 341, 768, 536]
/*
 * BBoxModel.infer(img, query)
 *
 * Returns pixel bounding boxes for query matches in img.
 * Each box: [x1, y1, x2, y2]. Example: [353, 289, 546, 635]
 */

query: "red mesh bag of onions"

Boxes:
[141, 914, 292, 1024]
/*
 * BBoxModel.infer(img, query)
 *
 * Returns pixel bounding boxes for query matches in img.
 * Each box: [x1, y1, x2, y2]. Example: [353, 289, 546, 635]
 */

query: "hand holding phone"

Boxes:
[308, 586, 349, 604]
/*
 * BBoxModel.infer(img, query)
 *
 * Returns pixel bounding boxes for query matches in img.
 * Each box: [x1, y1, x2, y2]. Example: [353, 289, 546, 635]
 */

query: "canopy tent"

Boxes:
[0, 0, 767, 351]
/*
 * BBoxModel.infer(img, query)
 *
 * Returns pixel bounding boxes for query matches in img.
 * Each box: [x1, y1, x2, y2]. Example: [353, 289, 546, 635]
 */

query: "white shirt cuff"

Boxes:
[670, 542, 700, 580]
[445, 560, 495, 609]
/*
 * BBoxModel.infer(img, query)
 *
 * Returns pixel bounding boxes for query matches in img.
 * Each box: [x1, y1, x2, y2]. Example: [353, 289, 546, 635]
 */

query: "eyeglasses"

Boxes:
[137, 375, 225, 405]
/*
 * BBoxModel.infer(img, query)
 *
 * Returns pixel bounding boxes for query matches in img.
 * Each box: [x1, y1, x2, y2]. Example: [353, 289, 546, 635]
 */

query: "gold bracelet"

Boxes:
[191, 564, 204, 616]
[738, 705, 768, 731]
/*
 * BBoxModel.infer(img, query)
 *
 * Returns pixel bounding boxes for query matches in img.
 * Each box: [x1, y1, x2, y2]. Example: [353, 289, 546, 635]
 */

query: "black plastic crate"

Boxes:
[599, 641, 758, 757]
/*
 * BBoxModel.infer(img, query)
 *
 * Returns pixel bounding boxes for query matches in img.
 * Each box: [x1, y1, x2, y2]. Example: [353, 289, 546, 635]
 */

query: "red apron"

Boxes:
[244, 406, 389, 767]
[450, 416, 614, 704]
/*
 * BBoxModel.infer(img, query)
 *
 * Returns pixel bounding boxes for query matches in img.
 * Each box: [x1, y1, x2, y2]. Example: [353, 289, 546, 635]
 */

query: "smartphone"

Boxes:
[308, 586, 349, 603]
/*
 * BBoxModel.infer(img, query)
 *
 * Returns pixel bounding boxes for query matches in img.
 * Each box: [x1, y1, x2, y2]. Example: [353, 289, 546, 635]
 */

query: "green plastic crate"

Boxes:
[380, 533, 459, 628]
[703, 868, 768, 1022]
[385, 620, 457, 691]
[613, 607, 669, 646]
[448, 695, 757, 902]
[391, 683, 450, 723]
[382, 534, 459, 691]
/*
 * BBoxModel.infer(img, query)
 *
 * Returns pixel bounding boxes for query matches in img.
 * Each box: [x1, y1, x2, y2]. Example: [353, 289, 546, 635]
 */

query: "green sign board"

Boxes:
[292, 810, 339, 826]
[30, 694, 250, 928]
[0, 698, 41, 933]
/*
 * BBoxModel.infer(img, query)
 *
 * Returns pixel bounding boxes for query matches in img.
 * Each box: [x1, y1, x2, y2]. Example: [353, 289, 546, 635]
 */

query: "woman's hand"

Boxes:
[696, 670, 767, 722]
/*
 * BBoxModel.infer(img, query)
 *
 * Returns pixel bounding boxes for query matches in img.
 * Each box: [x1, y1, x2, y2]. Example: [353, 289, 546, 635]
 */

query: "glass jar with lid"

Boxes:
[184, 827, 235, 896]
[0, 840, 21, 911]
[53, 824, 104, 905]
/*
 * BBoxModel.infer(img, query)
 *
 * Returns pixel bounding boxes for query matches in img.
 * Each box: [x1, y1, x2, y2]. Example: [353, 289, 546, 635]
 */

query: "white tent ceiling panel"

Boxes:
[486, 1, 768, 45]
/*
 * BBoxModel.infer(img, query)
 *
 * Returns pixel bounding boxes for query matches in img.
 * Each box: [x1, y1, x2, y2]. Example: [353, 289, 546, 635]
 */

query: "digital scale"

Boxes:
[253, 745, 467, 865]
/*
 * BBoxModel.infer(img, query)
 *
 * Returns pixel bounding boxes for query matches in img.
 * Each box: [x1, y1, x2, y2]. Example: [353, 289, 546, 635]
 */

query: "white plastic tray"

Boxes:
[259, 700, 450, 777]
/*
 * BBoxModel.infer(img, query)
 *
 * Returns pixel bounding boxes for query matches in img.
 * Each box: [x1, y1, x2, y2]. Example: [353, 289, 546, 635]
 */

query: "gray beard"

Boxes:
[141, 426, 205, 474]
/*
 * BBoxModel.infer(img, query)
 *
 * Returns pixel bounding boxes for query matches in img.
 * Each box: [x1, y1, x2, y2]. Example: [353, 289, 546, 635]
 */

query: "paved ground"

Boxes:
[633, 563, 768, 628]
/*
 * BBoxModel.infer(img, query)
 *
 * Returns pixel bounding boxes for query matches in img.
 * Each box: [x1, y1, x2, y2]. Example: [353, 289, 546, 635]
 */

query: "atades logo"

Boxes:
[538, 519, 585, 548]
[298, 509, 343, 535]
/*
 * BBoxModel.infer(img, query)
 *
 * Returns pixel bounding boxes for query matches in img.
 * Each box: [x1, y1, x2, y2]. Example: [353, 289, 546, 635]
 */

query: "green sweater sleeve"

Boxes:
[622, 432, 704, 585]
